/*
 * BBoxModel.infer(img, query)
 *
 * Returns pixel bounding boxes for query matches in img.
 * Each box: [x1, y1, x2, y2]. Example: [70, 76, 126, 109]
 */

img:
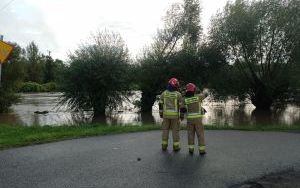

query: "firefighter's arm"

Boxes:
[196, 87, 209, 99]
[180, 107, 187, 120]
[199, 90, 209, 101]
[202, 89, 209, 98]
[178, 93, 186, 120]
[199, 94, 205, 101]
[158, 93, 164, 118]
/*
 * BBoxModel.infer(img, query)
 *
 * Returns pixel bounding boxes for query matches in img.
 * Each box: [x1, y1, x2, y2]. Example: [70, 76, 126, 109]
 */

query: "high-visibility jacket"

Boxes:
[184, 94, 205, 119]
[159, 90, 183, 119]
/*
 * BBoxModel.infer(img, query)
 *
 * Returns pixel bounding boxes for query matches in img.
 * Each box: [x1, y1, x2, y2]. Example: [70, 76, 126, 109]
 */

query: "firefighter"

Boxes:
[159, 78, 184, 152]
[183, 83, 207, 155]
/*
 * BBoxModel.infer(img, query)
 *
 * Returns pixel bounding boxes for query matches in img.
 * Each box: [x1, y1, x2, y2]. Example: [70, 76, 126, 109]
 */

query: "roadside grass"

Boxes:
[0, 123, 299, 150]
[0, 124, 160, 150]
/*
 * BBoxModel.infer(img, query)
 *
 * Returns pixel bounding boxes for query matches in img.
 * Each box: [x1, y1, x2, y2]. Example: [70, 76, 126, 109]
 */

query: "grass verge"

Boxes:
[0, 123, 299, 150]
[0, 124, 160, 150]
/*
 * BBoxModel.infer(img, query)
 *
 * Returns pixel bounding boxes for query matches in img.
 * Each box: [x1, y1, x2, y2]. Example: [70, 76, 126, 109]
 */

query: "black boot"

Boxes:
[173, 145, 181, 152]
[199, 145, 206, 156]
[162, 144, 168, 151]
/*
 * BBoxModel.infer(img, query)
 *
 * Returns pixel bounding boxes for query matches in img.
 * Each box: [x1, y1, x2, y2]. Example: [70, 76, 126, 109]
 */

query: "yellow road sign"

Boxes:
[0, 41, 14, 64]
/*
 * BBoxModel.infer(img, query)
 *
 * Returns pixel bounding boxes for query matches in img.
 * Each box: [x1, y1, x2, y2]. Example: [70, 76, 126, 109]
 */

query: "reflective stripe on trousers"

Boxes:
[199, 145, 206, 151]
[164, 111, 179, 116]
[187, 113, 203, 119]
[162, 140, 168, 145]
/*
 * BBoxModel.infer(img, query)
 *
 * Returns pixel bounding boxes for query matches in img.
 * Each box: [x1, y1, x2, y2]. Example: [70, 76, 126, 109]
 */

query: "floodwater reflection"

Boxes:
[0, 93, 299, 127]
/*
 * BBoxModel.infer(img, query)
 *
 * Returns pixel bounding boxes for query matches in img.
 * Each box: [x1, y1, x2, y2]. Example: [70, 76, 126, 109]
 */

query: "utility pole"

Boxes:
[0, 34, 3, 87]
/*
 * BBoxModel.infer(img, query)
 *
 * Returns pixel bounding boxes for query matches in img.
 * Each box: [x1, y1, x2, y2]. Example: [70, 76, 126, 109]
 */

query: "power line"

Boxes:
[0, 0, 15, 12]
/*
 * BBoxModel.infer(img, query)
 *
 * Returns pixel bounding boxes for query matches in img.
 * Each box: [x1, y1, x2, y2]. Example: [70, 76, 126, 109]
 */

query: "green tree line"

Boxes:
[0, 41, 66, 112]
[2, 42, 66, 90]
[136, 0, 300, 112]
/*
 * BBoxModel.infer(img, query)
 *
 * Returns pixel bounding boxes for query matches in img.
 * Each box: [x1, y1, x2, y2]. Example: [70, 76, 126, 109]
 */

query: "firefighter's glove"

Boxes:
[180, 107, 187, 114]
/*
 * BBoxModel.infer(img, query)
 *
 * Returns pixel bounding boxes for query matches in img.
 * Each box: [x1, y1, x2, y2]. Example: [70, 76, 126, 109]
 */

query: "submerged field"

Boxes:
[1, 92, 299, 127]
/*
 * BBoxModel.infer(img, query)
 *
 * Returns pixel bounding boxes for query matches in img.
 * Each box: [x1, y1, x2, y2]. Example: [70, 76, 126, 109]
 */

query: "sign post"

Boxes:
[0, 35, 14, 87]
[0, 35, 3, 86]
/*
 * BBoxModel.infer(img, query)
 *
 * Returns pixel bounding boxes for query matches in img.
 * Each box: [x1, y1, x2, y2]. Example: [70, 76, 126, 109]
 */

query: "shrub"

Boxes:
[18, 82, 42, 92]
[18, 82, 58, 92]
[42, 82, 57, 92]
[0, 89, 20, 113]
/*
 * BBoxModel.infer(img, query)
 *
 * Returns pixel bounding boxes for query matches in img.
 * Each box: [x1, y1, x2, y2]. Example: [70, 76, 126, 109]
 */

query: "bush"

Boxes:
[0, 89, 20, 113]
[42, 82, 57, 92]
[18, 82, 58, 92]
[18, 82, 42, 92]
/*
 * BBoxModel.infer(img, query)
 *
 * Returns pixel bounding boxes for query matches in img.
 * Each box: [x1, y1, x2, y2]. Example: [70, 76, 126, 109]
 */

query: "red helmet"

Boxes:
[186, 83, 196, 93]
[168, 78, 179, 88]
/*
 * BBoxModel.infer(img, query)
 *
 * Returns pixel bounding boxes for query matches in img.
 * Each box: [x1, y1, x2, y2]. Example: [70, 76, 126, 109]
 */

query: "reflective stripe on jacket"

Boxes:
[184, 95, 205, 119]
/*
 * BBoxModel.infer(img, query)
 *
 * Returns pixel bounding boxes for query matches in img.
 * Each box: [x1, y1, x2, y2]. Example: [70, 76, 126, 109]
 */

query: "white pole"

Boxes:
[0, 35, 3, 87]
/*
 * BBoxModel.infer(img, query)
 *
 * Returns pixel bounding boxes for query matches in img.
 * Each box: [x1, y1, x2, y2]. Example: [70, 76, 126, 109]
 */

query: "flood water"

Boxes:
[0, 92, 299, 127]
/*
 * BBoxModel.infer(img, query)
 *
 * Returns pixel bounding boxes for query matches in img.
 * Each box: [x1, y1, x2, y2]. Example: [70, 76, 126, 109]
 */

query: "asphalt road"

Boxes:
[0, 130, 300, 188]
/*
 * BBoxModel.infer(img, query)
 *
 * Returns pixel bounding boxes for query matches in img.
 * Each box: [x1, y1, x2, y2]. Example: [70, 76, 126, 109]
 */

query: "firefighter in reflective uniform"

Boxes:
[159, 78, 183, 152]
[183, 83, 207, 155]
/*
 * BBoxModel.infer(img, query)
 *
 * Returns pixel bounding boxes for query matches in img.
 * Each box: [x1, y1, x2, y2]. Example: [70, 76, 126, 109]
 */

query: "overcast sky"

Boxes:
[0, 0, 228, 60]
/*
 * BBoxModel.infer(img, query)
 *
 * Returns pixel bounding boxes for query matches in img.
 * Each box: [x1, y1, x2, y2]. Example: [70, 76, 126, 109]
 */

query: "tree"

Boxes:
[52, 59, 67, 86]
[138, 0, 204, 112]
[25, 42, 44, 83]
[61, 31, 131, 115]
[137, 53, 168, 112]
[198, 42, 227, 89]
[209, 0, 300, 109]
[43, 52, 57, 83]
[182, 0, 202, 49]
